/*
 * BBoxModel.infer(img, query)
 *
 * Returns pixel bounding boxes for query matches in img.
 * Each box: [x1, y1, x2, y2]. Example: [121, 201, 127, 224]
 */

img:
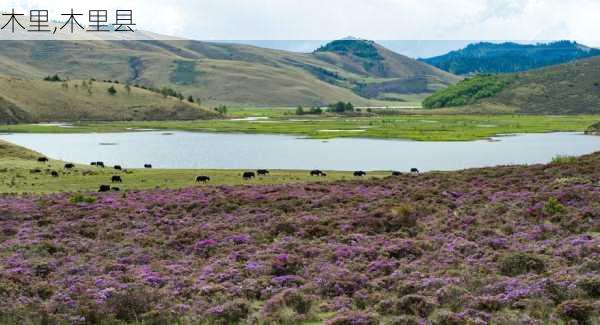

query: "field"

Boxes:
[1, 147, 599, 324]
[1, 111, 599, 141]
[0, 140, 392, 194]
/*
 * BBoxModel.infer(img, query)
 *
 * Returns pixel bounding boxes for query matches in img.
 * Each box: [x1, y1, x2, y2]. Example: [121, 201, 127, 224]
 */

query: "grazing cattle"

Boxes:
[98, 185, 111, 192]
[114, 165, 122, 170]
[38, 157, 49, 163]
[51, 171, 59, 177]
[411, 168, 420, 174]
[392, 171, 402, 176]
[243, 172, 256, 180]
[111, 176, 123, 183]
[196, 176, 211, 183]
[257, 169, 270, 176]
[144, 164, 152, 169]
[91, 162, 97, 166]
[354, 171, 367, 177]
[97, 162, 105, 168]
[321, 173, 327, 177]
[111, 187, 121, 192]
[310, 170, 324, 176]
[64, 163, 75, 169]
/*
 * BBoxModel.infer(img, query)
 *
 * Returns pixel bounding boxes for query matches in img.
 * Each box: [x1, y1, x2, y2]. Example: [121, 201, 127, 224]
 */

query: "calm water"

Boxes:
[1, 132, 600, 171]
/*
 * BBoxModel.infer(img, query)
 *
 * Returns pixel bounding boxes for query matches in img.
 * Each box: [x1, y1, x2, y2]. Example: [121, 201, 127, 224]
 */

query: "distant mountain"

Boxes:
[0, 38, 458, 108]
[423, 56, 600, 114]
[312, 39, 459, 99]
[421, 41, 600, 75]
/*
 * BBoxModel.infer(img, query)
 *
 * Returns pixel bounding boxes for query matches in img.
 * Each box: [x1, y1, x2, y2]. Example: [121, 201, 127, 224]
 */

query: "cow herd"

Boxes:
[36, 156, 421, 193]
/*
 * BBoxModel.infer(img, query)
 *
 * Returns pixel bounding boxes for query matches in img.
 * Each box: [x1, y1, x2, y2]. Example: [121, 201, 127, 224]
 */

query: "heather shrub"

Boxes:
[489, 310, 541, 325]
[436, 285, 471, 311]
[207, 299, 251, 324]
[260, 289, 317, 323]
[396, 295, 436, 317]
[316, 267, 367, 297]
[383, 315, 420, 325]
[579, 259, 600, 274]
[325, 311, 379, 325]
[556, 299, 595, 324]
[271, 254, 303, 276]
[104, 287, 157, 322]
[577, 276, 600, 298]
[498, 252, 546, 276]
[429, 310, 466, 325]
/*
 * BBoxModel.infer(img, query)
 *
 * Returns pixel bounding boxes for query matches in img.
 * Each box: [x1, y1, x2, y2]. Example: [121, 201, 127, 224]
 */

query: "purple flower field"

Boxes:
[1, 154, 600, 324]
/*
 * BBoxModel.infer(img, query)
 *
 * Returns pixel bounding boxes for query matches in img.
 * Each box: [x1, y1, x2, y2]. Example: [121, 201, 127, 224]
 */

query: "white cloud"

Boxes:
[1, 0, 599, 45]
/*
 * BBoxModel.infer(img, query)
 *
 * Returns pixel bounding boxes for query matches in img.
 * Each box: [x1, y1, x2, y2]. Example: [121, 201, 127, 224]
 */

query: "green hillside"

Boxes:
[423, 56, 600, 114]
[0, 77, 218, 123]
[0, 39, 459, 107]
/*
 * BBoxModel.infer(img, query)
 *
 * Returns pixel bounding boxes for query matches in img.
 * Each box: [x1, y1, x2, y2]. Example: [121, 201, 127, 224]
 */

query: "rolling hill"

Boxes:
[0, 77, 218, 123]
[0, 38, 459, 107]
[422, 41, 600, 75]
[423, 56, 600, 114]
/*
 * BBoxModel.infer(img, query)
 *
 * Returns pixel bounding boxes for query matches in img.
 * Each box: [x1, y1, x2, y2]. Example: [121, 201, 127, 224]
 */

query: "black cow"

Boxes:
[310, 170, 324, 176]
[111, 187, 121, 192]
[354, 171, 367, 177]
[64, 163, 75, 169]
[38, 157, 49, 163]
[257, 169, 270, 176]
[196, 176, 211, 183]
[144, 164, 153, 169]
[392, 171, 402, 176]
[321, 173, 327, 177]
[111, 176, 123, 183]
[243, 172, 256, 180]
[411, 168, 420, 174]
[51, 171, 59, 177]
[91, 162, 97, 166]
[114, 165, 122, 170]
[97, 162, 105, 168]
[98, 185, 111, 192]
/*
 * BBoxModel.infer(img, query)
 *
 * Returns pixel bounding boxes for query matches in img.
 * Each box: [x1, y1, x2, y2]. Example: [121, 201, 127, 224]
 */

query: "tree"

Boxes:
[44, 74, 62, 82]
[107, 86, 117, 96]
[295, 105, 304, 115]
[328, 101, 351, 113]
[310, 107, 323, 115]
[215, 105, 228, 114]
[187, 95, 195, 103]
[125, 84, 131, 95]
[345, 102, 354, 112]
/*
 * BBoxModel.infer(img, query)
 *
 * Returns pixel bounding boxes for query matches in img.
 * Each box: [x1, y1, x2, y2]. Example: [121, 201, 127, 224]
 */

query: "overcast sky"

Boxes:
[2, 0, 600, 46]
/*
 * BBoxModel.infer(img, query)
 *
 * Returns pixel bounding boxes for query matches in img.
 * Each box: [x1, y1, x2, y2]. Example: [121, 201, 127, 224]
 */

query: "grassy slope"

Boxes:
[0, 77, 218, 122]
[483, 56, 600, 114]
[0, 113, 597, 141]
[0, 140, 391, 194]
[424, 56, 600, 114]
[0, 40, 458, 107]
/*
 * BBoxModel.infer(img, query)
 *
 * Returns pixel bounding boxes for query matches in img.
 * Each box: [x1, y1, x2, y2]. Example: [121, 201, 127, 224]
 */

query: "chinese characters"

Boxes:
[0, 9, 136, 34]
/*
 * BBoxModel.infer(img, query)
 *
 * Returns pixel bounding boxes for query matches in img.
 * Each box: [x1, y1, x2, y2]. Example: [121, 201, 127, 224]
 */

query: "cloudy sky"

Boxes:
[2, 0, 599, 45]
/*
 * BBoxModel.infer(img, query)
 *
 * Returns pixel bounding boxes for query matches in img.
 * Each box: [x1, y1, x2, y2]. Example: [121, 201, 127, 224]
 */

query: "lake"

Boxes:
[1, 131, 600, 171]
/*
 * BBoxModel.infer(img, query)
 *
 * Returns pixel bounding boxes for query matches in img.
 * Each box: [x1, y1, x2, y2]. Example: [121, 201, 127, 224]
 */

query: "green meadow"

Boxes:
[0, 140, 392, 194]
[1, 110, 598, 141]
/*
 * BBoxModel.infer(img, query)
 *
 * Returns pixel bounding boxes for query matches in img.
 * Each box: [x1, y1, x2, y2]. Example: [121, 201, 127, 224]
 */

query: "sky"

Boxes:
[2, 0, 600, 49]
